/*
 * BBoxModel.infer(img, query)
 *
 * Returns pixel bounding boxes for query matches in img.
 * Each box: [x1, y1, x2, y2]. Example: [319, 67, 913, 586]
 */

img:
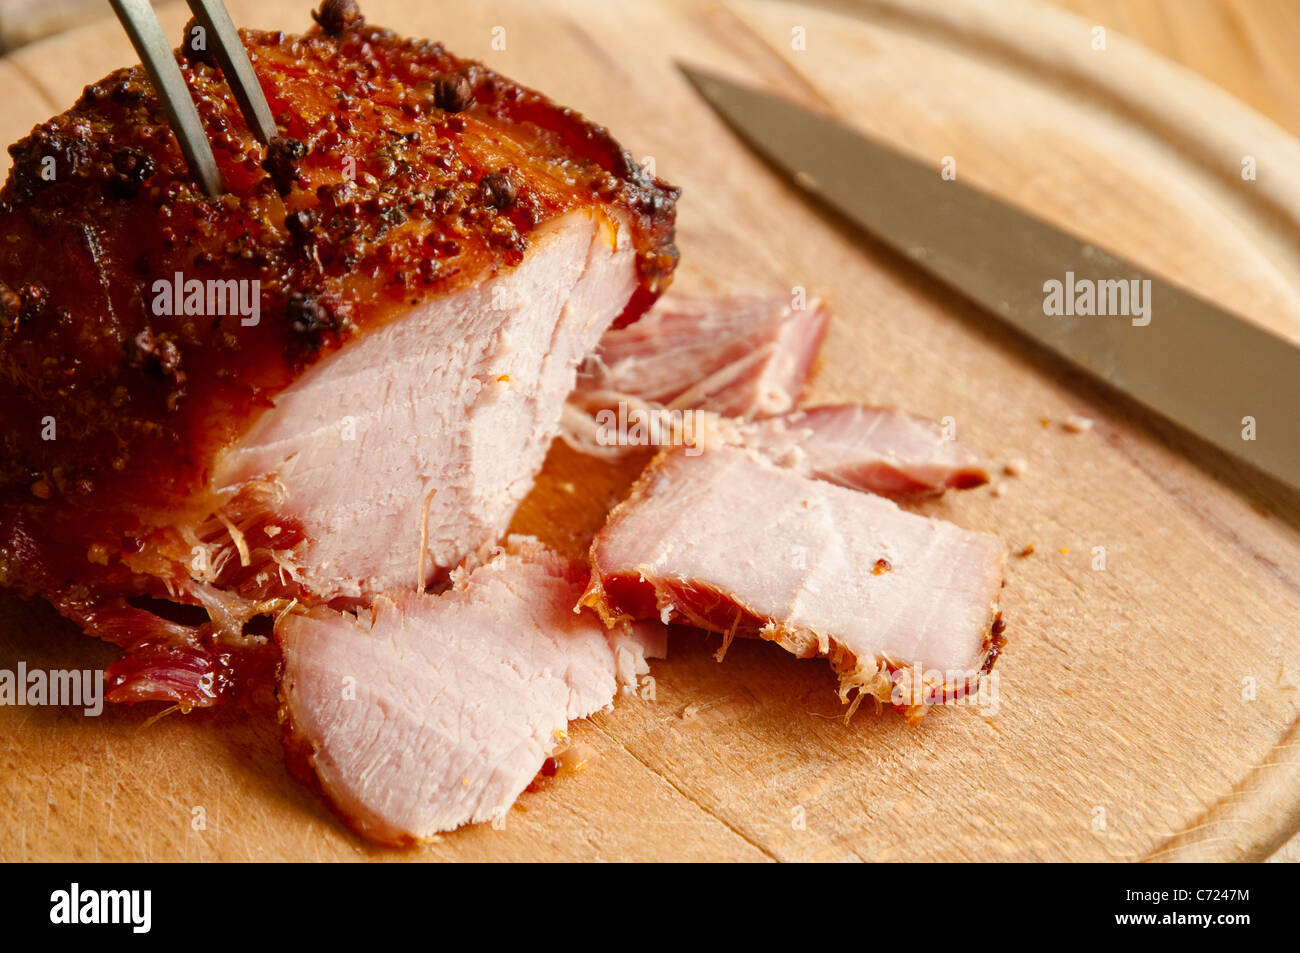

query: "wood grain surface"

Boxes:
[1, 0, 1299, 861]
[7, 0, 1300, 142]
[1051, 0, 1300, 141]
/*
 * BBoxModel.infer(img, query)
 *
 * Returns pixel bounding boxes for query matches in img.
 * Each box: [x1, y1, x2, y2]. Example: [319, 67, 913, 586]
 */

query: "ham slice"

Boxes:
[582, 447, 1006, 715]
[573, 292, 829, 419]
[744, 404, 990, 498]
[0, 13, 677, 706]
[279, 538, 664, 845]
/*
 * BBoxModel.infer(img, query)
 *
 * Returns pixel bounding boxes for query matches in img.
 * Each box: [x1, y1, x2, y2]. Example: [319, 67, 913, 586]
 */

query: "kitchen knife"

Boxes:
[679, 64, 1300, 492]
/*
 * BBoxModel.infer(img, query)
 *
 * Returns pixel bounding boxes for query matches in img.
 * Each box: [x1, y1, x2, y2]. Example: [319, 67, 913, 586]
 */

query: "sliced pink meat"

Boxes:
[582, 448, 1005, 714]
[574, 292, 830, 420]
[279, 538, 663, 844]
[213, 210, 640, 603]
[745, 404, 990, 498]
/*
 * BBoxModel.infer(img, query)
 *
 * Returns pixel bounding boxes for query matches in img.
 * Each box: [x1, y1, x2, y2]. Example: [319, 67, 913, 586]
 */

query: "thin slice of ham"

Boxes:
[210, 208, 639, 602]
[279, 538, 664, 845]
[743, 404, 990, 498]
[581, 447, 1005, 716]
[573, 292, 830, 420]
[565, 298, 987, 500]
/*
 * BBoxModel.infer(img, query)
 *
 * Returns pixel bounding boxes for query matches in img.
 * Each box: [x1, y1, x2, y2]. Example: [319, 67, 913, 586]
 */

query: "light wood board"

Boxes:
[2, 0, 1300, 861]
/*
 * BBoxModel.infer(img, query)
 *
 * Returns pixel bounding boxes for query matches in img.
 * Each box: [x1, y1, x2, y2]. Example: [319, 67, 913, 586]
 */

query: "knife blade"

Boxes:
[679, 64, 1300, 491]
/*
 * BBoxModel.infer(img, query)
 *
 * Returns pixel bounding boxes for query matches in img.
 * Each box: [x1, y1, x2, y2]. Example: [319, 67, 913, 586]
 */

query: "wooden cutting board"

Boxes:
[3, 0, 1300, 862]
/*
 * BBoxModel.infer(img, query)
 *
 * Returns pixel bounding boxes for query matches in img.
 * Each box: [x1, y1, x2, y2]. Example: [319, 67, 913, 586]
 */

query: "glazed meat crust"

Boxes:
[0, 19, 677, 532]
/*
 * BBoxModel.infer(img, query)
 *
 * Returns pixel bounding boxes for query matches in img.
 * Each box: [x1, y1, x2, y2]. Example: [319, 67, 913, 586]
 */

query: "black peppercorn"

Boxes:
[263, 136, 307, 196]
[479, 172, 516, 210]
[431, 73, 473, 113]
[312, 0, 364, 35]
[287, 292, 332, 334]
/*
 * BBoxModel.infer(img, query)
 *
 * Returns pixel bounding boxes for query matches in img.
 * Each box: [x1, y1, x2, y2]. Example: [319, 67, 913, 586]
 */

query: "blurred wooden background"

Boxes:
[1053, 0, 1300, 140]
[1, 0, 1296, 862]
[3, 1, 1297, 142]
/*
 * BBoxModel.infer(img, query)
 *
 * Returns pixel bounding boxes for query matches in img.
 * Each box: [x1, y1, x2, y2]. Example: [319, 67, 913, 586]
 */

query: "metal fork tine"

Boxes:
[185, 0, 278, 144]
[109, 0, 222, 197]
